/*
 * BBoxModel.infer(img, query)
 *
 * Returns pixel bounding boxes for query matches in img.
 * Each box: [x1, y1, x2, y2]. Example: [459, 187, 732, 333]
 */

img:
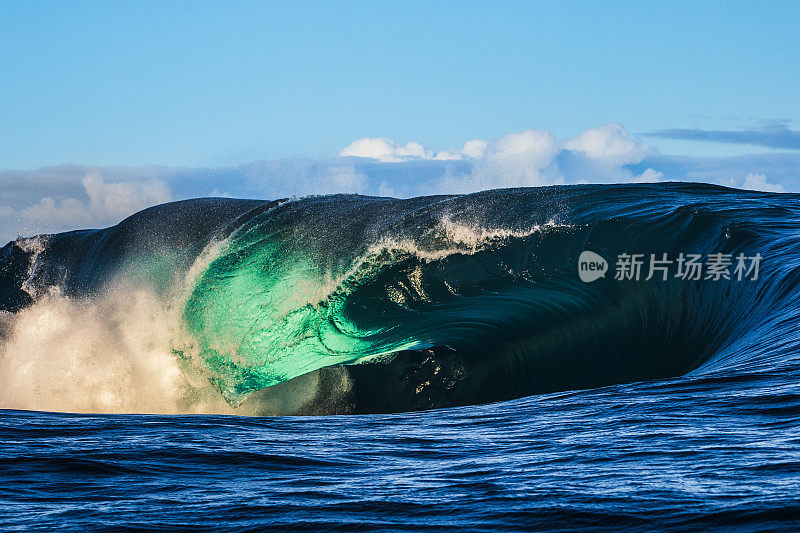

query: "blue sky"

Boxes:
[1, 1, 799, 239]
[2, 0, 798, 167]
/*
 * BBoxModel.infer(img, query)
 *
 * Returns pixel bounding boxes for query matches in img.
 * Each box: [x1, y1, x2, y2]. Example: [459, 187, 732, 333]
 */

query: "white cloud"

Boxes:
[21, 197, 95, 231]
[339, 129, 561, 193]
[335, 125, 655, 193]
[488, 130, 559, 165]
[340, 130, 561, 169]
[741, 172, 784, 193]
[339, 134, 527, 163]
[633, 168, 663, 183]
[339, 137, 434, 162]
[451, 129, 560, 192]
[242, 160, 369, 198]
[564, 123, 652, 166]
[0, 173, 171, 240]
[82, 173, 171, 220]
[461, 139, 488, 159]
[315, 166, 368, 194]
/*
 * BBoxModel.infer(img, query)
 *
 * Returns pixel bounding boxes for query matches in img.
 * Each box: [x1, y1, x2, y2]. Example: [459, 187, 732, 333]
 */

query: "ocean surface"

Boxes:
[1, 183, 799, 530]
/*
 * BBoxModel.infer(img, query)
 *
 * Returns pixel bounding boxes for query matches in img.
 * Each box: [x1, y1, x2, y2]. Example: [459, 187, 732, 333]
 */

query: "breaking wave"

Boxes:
[1, 184, 798, 414]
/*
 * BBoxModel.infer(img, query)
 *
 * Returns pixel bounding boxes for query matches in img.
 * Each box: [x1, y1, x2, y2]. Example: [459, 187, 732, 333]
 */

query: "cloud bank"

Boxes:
[338, 124, 662, 194]
[0, 166, 173, 240]
[0, 123, 796, 242]
[647, 123, 800, 151]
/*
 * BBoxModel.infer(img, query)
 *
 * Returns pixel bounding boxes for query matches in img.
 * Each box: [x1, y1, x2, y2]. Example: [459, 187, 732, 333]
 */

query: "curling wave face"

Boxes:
[1, 184, 798, 415]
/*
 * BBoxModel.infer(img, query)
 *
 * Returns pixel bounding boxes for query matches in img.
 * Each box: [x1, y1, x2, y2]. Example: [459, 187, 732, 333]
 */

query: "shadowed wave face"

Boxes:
[1, 183, 798, 415]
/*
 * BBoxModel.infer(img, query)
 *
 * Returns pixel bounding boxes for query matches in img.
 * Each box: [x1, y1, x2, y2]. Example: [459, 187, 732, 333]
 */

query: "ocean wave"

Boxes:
[1, 183, 798, 415]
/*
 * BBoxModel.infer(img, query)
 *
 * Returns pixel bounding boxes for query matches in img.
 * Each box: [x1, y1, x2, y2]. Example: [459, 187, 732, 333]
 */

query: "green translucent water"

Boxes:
[177, 196, 575, 405]
[182, 229, 419, 403]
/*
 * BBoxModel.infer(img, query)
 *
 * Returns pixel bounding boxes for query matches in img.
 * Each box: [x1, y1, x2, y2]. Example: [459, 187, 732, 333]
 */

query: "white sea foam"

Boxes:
[0, 287, 191, 413]
[0, 234, 329, 415]
[16, 235, 52, 299]
[349, 216, 572, 272]
[0, 283, 336, 415]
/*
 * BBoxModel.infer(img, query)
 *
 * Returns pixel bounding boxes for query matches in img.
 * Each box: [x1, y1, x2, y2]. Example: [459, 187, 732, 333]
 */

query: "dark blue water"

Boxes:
[3, 370, 799, 531]
[1, 184, 800, 530]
